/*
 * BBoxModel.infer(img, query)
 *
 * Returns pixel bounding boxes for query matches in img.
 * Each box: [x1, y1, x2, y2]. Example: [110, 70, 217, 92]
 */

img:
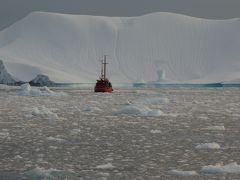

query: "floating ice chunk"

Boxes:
[0, 132, 9, 139]
[169, 169, 198, 176]
[116, 105, 162, 117]
[148, 109, 163, 116]
[138, 97, 169, 105]
[83, 107, 102, 112]
[203, 126, 225, 131]
[14, 155, 23, 159]
[17, 83, 41, 96]
[150, 130, 161, 134]
[96, 163, 115, 169]
[195, 143, 221, 150]
[30, 106, 59, 120]
[46, 136, 65, 142]
[25, 167, 60, 179]
[25, 167, 75, 179]
[0, 84, 17, 90]
[70, 129, 81, 135]
[17, 83, 65, 96]
[202, 162, 240, 174]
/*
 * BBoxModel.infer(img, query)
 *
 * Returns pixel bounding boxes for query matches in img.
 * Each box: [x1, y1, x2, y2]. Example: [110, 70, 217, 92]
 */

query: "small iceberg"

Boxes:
[17, 83, 64, 96]
[202, 162, 240, 174]
[195, 143, 221, 150]
[169, 169, 198, 176]
[115, 105, 162, 117]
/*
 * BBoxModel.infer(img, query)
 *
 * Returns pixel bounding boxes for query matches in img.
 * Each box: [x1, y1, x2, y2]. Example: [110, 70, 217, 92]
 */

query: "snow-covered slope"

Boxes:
[0, 12, 240, 83]
[0, 60, 16, 84]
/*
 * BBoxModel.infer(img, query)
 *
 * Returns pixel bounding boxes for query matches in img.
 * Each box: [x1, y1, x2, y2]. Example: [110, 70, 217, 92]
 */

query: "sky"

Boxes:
[0, 0, 240, 30]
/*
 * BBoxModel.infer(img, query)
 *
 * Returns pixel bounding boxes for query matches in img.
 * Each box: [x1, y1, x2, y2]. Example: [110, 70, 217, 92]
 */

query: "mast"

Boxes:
[99, 55, 108, 80]
[103, 55, 108, 80]
[100, 58, 104, 79]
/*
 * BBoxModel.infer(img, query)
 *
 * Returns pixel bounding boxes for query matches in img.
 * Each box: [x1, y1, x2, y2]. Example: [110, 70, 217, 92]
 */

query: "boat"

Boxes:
[94, 55, 113, 93]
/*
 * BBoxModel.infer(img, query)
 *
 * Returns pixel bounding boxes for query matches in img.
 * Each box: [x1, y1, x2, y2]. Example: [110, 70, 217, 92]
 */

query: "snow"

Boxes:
[0, 12, 240, 83]
[201, 162, 240, 174]
[169, 169, 198, 176]
[195, 143, 221, 150]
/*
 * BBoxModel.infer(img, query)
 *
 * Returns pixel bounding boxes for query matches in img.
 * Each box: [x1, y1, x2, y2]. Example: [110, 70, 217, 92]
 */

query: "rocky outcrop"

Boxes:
[0, 60, 17, 85]
[29, 74, 55, 86]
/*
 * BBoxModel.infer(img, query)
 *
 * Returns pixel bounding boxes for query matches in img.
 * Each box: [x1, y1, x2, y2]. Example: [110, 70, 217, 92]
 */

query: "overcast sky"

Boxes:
[1, 0, 240, 30]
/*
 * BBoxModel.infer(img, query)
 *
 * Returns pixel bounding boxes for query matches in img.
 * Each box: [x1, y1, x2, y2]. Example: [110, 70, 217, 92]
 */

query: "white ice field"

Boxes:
[0, 85, 240, 179]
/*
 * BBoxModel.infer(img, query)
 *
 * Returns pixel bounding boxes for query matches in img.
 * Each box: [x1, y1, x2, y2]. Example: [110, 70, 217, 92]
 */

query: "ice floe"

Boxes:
[46, 136, 65, 142]
[70, 128, 81, 135]
[195, 143, 221, 150]
[136, 97, 169, 105]
[17, 83, 65, 96]
[83, 106, 102, 112]
[115, 105, 162, 117]
[169, 169, 198, 176]
[150, 130, 161, 134]
[0, 131, 9, 139]
[29, 106, 59, 121]
[202, 162, 240, 174]
[96, 163, 115, 169]
[25, 166, 75, 179]
[0, 84, 17, 90]
[203, 126, 225, 131]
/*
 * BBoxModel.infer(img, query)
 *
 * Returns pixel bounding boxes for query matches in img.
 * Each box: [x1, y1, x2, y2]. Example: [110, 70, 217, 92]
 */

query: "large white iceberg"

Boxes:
[0, 12, 240, 83]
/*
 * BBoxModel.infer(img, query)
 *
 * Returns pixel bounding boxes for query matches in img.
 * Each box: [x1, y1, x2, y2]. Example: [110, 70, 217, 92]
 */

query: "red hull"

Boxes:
[94, 79, 113, 93]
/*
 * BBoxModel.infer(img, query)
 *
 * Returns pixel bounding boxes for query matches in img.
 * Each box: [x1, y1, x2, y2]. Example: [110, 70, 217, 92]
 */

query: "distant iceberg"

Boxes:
[0, 12, 240, 83]
[29, 74, 55, 86]
[0, 60, 17, 85]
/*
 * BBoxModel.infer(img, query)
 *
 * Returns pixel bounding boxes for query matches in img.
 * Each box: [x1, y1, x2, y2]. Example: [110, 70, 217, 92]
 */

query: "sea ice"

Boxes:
[70, 128, 81, 135]
[0, 132, 9, 139]
[30, 106, 59, 121]
[24, 166, 75, 179]
[83, 106, 102, 112]
[17, 83, 64, 96]
[96, 163, 115, 169]
[46, 136, 65, 142]
[137, 97, 169, 105]
[195, 143, 221, 150]
[116, 105, 162, 117]
[203, 126, 225, 131]
[150, 130, 161, 134]
[202, 162, 240, 174]
[169, 169, 198, 176]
